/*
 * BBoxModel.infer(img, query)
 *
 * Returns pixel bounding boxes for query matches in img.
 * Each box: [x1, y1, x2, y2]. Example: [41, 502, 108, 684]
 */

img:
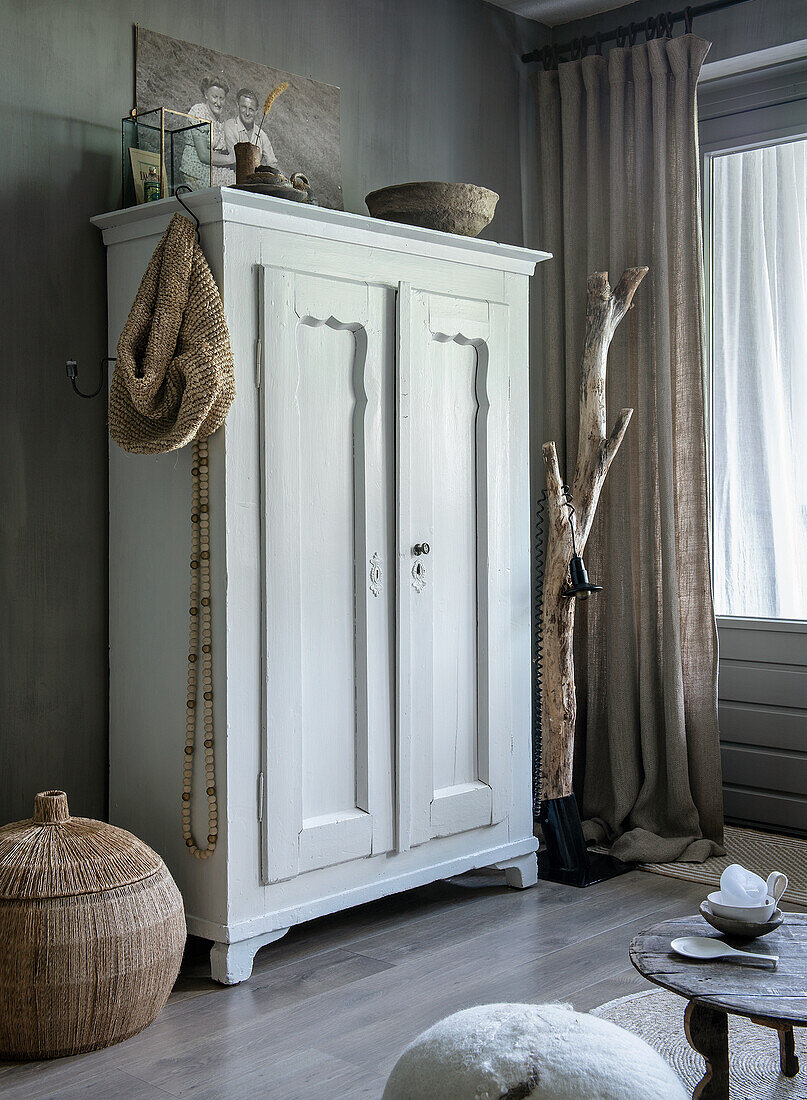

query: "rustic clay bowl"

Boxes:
[365, 182, 499, 237]
[699, 899, 783, 940]
[236, 165, 316, 204]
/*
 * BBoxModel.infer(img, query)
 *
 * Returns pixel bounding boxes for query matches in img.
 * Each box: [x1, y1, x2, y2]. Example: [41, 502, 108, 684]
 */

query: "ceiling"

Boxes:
[485, 0, 636, 26]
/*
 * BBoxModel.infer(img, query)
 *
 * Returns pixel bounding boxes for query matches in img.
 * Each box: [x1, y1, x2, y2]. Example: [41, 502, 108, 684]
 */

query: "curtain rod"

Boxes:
[521, 0, 753, 65]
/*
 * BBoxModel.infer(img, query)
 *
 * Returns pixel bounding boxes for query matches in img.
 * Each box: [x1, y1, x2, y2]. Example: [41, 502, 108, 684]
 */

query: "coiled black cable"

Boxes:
[532, 490, 548, 816]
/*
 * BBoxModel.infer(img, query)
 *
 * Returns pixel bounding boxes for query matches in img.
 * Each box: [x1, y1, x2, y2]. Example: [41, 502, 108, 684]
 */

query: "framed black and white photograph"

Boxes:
[135, 26, 343, 210]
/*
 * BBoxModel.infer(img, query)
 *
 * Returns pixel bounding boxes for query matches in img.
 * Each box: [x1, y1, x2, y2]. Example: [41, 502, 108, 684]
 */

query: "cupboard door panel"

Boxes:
[260, 267, 392, 882]
[397, 285, 512, 850]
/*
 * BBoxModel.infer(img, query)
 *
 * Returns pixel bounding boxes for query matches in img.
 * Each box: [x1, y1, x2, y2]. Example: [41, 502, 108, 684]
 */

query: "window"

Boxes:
[706, 137, 807, 621]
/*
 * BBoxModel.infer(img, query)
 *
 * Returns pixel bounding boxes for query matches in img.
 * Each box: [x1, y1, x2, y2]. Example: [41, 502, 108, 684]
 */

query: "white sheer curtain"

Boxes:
[712, 139, 807, 620]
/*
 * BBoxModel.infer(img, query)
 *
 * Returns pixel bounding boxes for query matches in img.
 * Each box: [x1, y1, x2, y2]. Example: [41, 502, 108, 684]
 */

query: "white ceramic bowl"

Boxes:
[707, 890, 776, 923]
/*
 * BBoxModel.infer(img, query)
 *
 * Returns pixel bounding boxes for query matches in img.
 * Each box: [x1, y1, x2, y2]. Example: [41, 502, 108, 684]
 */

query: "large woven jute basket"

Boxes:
[0, 791, 186, 1059]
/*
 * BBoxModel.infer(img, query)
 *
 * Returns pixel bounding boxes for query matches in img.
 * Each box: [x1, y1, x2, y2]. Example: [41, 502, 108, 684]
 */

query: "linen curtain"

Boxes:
[712, 141, 807, 621]
[533, 34, 724, 863]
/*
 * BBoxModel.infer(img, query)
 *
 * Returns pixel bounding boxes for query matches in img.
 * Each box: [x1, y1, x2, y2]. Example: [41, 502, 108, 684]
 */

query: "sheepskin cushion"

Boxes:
[382, 1002, 688, 1100]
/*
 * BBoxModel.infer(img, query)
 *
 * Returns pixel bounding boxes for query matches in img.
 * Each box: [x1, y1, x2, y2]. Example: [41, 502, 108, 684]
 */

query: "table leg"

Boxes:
[777, 1025, 799, 1078]
[685, 1001, 729, 1100]
[750, 1016, 800, 1078]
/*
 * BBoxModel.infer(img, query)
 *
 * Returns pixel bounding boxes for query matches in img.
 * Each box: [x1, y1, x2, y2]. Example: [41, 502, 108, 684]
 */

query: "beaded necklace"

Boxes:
[181, 438, 218, 857]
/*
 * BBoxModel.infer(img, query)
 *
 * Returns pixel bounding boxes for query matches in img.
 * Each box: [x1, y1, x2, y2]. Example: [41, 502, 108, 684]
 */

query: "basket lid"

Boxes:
[0, 791, 165, 900]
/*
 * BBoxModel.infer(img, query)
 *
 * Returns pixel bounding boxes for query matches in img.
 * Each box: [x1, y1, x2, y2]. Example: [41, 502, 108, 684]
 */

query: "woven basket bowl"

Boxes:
[0, 791, 186, 1060]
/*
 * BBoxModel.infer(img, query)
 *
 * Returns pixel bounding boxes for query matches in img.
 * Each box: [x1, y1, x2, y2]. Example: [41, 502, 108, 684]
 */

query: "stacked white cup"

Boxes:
[707, 864, 788, 923]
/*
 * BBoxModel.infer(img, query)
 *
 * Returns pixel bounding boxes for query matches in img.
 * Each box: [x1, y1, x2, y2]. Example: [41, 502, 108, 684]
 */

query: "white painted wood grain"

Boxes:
[92, 189, 551, 276]
[400, 288, 512, 843]
[260, 265, 384, 879]
[97, 199, 546, 978]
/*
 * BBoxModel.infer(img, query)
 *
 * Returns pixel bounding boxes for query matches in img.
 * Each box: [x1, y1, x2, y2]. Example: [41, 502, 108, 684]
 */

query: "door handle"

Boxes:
[413, 542, 431, 556]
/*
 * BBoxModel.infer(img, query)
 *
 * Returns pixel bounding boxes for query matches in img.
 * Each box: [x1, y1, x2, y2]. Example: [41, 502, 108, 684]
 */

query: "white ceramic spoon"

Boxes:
[671, 936, 778, 968]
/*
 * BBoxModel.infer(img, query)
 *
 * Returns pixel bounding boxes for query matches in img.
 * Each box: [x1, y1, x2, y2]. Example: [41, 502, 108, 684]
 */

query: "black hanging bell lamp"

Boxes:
[561, 554, 602, 600]
[560, 499, 602, 601]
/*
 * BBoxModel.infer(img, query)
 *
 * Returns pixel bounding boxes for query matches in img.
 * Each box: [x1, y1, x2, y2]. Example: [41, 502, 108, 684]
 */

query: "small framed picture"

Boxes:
[129, 148, 168, 203]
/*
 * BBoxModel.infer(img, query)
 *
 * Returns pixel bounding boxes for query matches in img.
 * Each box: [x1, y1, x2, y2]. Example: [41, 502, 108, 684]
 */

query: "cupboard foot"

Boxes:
[210, 927, 290, 984]
[492, 853, 538, 888]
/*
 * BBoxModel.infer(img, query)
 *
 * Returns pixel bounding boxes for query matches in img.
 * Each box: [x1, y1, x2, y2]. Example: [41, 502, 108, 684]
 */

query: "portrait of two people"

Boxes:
[182, 79, 277, 188]
[137, 27, 343, 210]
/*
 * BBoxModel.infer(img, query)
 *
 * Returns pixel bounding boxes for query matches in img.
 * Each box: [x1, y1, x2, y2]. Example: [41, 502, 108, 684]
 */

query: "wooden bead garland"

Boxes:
[182, 438, 218, 858]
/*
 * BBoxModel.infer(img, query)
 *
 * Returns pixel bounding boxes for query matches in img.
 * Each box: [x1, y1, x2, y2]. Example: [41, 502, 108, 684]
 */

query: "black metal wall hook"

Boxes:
[66, 357, 116, 399]
[174, 185, 200, 243]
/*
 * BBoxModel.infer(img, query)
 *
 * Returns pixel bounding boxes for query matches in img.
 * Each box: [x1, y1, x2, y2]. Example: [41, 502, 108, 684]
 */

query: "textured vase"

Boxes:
[0, 791, 186, 1059]
[234, 141, 261, 185]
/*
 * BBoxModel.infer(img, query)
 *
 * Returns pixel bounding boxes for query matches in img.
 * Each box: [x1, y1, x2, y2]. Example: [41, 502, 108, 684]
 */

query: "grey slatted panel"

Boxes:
[721, 744, 807, 795]
[718, 625, 807, 665]
[719, 702, 807, 753]
[723, 787, 807, 834]
[718, 662, 807, 709]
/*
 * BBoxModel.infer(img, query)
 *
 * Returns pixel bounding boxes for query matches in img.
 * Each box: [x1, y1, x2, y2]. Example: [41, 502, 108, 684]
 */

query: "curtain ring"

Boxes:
[570, 37, 582, 60]
[594, 32, 603, 56]
[628, 22, 638, 46]
[656, 12, 668, 37]
[542, 44, 553, 70]
[580, 35, 590, 57]
[665, 11, 674, 37]
[684, 6, 694, 33]
[616, 25, 627, 47]
[644, 15, 656, 40]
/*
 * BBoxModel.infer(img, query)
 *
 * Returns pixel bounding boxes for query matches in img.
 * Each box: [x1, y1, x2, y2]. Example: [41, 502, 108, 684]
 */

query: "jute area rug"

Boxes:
[635, 826, 807, 908]
[593, 989, 807, 1099]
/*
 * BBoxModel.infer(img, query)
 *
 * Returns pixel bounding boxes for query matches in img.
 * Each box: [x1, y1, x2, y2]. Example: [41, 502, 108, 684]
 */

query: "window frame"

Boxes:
[700, 64, 807, 632]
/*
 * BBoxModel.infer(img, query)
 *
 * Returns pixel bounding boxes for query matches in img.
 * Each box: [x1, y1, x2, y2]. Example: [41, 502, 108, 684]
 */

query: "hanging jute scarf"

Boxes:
[110, 213, 236, 859]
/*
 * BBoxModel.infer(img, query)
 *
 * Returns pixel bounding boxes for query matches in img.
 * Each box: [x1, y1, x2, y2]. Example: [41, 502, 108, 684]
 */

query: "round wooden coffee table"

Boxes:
[630, 914, 807, 1099]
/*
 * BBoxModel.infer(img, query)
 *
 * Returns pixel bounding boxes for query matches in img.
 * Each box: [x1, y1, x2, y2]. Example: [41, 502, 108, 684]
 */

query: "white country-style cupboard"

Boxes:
[93, 188, 549, 983]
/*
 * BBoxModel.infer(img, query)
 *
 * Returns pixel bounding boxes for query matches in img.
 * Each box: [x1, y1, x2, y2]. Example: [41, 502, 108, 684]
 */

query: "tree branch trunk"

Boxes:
[540, 267, 647, 801]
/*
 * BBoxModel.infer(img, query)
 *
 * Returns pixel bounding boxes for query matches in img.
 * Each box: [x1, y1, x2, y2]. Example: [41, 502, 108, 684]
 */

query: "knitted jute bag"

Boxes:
[110, 213, 235, 453]
[110, 213, 235, 859]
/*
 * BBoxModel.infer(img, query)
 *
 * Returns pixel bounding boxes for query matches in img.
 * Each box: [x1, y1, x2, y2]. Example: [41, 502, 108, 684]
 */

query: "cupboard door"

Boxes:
[396, 285, 512, 850]
[259, 267, 394, 883]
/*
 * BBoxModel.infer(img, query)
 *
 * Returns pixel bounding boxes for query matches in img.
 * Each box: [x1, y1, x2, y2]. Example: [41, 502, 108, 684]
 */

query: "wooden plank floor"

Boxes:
[0, 869, 758, 1098]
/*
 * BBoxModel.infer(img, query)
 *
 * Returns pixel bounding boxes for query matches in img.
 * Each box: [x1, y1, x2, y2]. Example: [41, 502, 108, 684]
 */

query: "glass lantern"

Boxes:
[122, 108, 212, 206]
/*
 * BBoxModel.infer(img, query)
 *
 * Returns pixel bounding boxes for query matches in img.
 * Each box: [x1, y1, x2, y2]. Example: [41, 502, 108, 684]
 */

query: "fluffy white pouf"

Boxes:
[382, 1002, 688, 1100]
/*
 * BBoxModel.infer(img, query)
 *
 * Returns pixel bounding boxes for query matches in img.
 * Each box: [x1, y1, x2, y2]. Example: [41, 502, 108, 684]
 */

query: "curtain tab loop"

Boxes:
[594, 32, 603, 56]
[628, 22, 639, 46]
[644, 15, 656, 41]
[684, 6, 694, 34]
[656, 12, 673, 38]
[616, 25, 628, 47]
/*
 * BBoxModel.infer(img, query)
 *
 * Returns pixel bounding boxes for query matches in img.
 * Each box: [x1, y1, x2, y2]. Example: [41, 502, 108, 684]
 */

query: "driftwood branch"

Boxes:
[540, 267, 647, 801]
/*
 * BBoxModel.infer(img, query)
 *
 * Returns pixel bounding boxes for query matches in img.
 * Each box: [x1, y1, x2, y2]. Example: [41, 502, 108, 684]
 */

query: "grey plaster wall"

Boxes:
[0, 0, 546, 823]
